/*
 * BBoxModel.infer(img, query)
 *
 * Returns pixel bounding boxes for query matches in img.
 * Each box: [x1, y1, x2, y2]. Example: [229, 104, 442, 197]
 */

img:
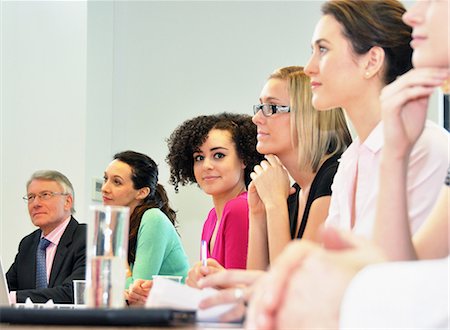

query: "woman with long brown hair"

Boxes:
[101, 150, 189, 304]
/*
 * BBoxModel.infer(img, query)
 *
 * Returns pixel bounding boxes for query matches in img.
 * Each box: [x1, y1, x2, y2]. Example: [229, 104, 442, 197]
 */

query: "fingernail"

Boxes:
[199, 298, 212, 310]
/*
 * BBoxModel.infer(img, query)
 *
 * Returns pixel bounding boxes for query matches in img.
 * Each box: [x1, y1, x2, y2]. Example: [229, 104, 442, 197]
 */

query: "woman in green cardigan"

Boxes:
[102, 150, 189, 305]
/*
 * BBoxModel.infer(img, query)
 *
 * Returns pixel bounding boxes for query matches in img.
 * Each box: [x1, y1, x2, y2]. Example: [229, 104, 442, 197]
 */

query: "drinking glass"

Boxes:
[86, 205, 129, 308]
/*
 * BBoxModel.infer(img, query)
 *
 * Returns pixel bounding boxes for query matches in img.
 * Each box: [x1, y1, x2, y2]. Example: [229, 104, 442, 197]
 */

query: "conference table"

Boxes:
[0, 307, 244, 330]
[1, 323, 242, 330]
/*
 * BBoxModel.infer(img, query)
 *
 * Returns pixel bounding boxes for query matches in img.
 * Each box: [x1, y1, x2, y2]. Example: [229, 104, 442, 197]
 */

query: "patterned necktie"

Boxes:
[36, 238, 51, 289]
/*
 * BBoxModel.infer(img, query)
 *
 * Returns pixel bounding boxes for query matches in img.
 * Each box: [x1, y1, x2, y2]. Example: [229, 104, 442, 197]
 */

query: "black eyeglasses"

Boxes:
[253, 104, 290, 117]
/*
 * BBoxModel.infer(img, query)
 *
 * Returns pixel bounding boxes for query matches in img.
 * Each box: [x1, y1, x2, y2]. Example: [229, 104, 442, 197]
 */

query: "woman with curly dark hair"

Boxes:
[166, 113, 263, 278]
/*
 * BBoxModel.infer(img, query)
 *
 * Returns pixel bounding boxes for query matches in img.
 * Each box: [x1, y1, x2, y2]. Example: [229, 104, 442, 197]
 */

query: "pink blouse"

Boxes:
[200, 192, 249, 269]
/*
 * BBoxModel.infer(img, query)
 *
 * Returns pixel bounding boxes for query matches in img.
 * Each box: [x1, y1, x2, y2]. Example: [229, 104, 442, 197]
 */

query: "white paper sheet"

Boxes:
[146, 278, 237, 322]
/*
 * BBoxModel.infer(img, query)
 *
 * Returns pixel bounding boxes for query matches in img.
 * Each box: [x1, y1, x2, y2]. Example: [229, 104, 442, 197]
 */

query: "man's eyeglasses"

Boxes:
[23, 191, 68, 203]
[253, 104, 290, 117]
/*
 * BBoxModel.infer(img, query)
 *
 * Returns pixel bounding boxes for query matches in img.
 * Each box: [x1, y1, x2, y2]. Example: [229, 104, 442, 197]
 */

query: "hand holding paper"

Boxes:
[146, 277, 238, 322]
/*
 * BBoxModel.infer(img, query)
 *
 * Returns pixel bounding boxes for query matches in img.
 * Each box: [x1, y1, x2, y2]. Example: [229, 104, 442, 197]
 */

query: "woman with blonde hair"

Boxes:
[248, 65, 351, 269]
[246, 1, 450, 327]
[185, 66, 351, 321]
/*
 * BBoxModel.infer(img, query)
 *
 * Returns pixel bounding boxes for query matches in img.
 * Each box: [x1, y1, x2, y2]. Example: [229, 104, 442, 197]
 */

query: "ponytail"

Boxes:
[127, 183, 178, 265]
[112, 151, 179, 265]
[154, 183, 177, 225]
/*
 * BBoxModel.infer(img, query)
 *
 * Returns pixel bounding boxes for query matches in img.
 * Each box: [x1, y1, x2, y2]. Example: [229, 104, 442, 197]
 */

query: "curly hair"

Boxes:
[166, 113, 264, 192]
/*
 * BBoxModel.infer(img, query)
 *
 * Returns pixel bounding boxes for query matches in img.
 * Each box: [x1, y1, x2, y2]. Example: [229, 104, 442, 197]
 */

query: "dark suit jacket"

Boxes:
[6, 216, 86, 303]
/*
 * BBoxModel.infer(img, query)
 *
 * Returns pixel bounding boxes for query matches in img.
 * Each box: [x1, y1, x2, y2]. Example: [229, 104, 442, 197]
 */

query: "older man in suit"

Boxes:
[6, 170, 86, 304]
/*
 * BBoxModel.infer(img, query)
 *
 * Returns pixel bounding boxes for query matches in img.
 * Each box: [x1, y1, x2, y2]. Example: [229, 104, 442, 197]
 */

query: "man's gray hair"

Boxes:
[27, 170, 76, 214]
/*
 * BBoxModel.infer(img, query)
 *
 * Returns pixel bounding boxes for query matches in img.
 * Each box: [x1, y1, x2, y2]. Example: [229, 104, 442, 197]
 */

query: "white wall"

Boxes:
[1, 1, 87, 268]
[85, 1, 115, 211]
[87, 1, 323, 265]
[0, 0, 441, 269]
